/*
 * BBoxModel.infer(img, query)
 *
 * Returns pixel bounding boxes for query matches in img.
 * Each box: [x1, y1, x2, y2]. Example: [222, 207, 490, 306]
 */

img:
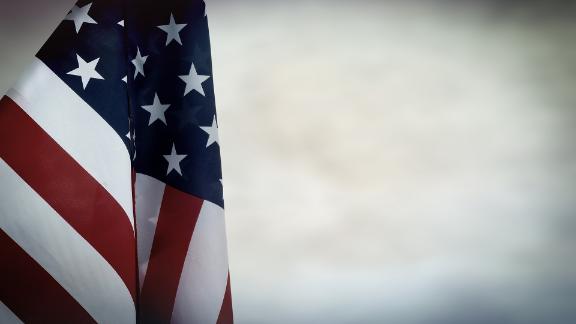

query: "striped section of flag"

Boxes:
[0, 93, 136, 323]
[0, 0, 232, 322]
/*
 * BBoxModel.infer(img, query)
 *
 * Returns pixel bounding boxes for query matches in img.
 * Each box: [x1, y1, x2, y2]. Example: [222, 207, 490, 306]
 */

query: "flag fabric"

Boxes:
[0, 0, 233, 323]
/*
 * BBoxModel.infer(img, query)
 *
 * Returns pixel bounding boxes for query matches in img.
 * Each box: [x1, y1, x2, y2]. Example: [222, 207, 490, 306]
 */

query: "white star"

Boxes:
[178, 63, 210, 96]
[117, 20, 124, 27]
[132, 47, 148, 79]
[65, 3, 97, 33]
[157, 14, 187, 46]
[163, 144, 187, 175]
[122, 75, 127, 83]
[126, 128, 137, 160]
[141, 93, 170, 126]
[67, 54, 104, 89]
[199, 116, 219, 147]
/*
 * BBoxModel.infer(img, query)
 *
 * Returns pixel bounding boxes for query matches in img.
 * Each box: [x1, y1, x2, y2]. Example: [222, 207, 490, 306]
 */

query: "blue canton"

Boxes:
[37, 0, 224, 208]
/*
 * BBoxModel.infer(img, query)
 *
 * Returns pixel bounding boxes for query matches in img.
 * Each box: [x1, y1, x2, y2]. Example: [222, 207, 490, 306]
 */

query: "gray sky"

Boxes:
[1, 1, 576, 323]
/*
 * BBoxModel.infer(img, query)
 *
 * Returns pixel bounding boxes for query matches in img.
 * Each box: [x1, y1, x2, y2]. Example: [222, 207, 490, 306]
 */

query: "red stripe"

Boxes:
[216, 273, 234, 324]
[0, 96, 137, 300]
[0, 230, 96, 323]
[139, 185, 203, 323]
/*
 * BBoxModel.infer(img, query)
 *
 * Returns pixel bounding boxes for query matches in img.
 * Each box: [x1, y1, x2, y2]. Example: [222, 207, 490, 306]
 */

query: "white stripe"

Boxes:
[0, 301, 23, 324]
[135, 173, 166, 290]
[171, 201, 229, 324]
[6, 58, 133, 229]
[0, 159, 135, 324]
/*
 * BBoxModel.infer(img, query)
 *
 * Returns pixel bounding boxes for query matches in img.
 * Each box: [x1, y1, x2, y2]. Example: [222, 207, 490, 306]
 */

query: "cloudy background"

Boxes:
[1, 0, 576, 323]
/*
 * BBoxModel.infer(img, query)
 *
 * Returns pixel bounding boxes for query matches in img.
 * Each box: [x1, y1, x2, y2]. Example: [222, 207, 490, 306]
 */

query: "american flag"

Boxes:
[0, 0, 233, 323]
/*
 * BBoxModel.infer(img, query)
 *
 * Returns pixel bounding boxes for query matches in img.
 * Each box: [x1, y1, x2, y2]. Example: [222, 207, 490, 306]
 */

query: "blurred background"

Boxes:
[2, 0, 576, 323]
